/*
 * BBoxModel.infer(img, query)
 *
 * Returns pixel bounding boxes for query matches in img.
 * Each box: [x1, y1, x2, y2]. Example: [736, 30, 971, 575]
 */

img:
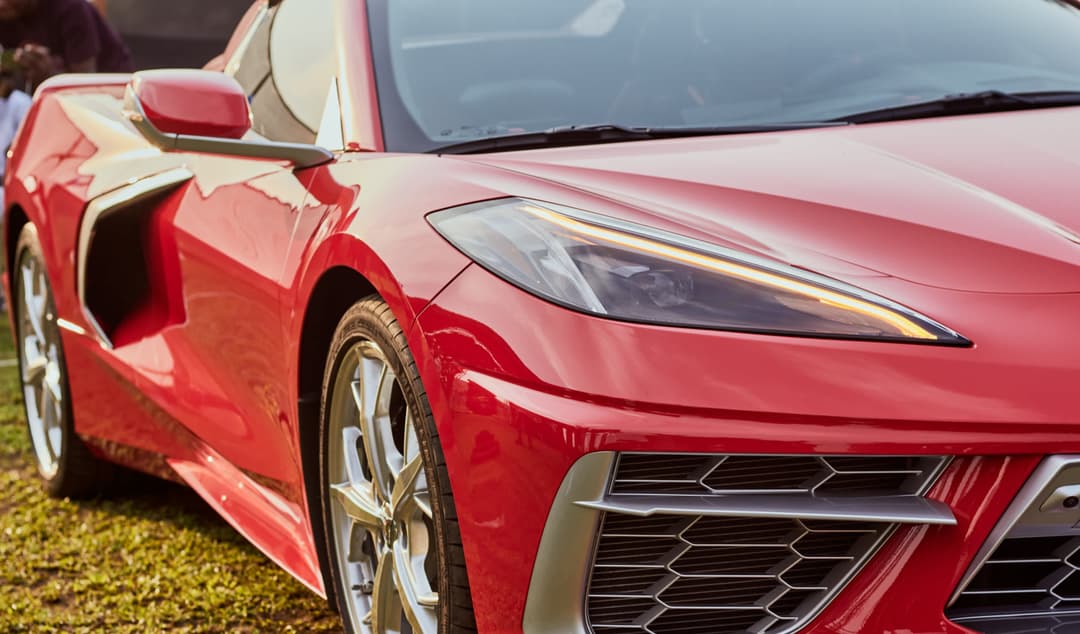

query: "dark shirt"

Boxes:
[0, 0, 134, 73]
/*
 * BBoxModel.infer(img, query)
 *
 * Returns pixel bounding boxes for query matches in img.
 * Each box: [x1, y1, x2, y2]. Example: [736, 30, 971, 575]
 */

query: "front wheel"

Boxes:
[319, 297, 476, 634]
[13, 223, 112, 498]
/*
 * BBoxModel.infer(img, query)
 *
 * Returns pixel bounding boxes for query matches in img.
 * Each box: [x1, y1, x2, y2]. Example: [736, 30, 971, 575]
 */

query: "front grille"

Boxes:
[966, 614, 1080, 634]
[951, 535, 1080, 616]
[612, 454, 941, 496]
[589, 514, 886, 633]
[587, 453, 949, 634]
[947, 456, 1080, 632]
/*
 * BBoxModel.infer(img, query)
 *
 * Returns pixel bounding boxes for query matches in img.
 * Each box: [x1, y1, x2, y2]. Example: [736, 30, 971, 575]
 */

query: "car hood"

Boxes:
[466, 108, 1080, 294]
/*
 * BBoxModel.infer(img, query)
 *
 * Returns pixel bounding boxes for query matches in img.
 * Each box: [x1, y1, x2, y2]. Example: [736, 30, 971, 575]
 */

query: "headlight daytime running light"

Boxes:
[428, 198, 969, 346]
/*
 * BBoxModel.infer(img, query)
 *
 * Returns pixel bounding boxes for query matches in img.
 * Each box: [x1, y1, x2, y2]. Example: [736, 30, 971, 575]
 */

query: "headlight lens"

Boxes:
[429, 198, 969, 345]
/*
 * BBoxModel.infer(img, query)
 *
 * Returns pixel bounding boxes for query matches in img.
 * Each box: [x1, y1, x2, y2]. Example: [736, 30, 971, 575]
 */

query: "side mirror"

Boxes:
[124, 69, 333, 168]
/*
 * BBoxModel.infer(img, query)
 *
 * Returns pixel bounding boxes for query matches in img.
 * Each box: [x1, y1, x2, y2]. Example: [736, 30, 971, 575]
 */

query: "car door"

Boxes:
[160, 0, 339, 491]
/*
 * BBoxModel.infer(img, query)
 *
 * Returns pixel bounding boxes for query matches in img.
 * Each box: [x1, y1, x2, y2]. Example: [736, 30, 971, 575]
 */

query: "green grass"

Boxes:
[0, 316, 342, 633]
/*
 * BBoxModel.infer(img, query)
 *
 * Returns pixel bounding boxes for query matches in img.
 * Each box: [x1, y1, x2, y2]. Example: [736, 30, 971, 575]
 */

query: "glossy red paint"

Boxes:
[411, 260, 1077, 629]
[131, 70, 252, 139]
[3, 1, 1080, 632]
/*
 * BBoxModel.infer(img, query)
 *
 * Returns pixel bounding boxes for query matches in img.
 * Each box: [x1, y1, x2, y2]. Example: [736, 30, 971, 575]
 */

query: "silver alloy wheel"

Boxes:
[17, 253, 65, 479]
[328, 339, 439, 634]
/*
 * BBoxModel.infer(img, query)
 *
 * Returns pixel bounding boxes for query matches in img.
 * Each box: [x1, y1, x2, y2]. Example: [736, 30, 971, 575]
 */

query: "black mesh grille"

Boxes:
[610, 454, 943, 496]
[949, 535, 1080, 621]
[587, 453, 946, 634]
[703, 456, 824, 491]
[588, 514, 888, 633]
[956, 614, 1080, 634]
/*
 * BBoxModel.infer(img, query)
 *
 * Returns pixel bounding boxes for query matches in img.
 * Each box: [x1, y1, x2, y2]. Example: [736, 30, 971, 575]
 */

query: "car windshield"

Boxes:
[367, 0, 1080, 152]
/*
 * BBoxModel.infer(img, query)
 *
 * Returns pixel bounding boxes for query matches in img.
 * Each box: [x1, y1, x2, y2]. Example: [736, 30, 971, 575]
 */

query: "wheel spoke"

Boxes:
[414, 491, 433, 520]
[397, 412, 434, 520]
[392, 453, 425, 522]
[22, 352, 46, 384]
[352, 351, 403, 502]
[353, 381, 393, 502]
[403, 409, 419, 462]
[341, 427, 367, 487]
[331, 482, 383, 531]
[35, 385, 58, 466]
[25, 386, 54, 469]
[21, 266, 45, 343]
[44, 354, 63, 403]
[47, 425, 63, 461]
[35, 271, 50, 324]
[394, 542, 440, 629]
[365, 547, 400, 632]
[39, 380, 54, 434]
[29, 426, 55, 470]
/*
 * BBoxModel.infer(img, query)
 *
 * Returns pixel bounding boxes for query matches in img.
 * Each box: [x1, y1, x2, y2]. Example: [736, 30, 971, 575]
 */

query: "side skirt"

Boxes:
[168, 439, 327, 597]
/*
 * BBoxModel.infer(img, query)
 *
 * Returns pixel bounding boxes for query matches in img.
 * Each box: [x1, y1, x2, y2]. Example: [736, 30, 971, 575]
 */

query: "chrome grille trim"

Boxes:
[578, 493, 955, 525]
[523, 453, 953, 634]
[524, 452, 617, 634]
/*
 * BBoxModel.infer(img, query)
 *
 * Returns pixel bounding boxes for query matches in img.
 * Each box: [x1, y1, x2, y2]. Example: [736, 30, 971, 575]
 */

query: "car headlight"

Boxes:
[428, 198, 969, 345]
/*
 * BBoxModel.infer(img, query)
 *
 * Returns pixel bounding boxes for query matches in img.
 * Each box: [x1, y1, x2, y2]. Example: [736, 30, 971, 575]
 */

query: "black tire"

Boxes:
[319, 296, 477, 634]
[13, 223, 113, 498]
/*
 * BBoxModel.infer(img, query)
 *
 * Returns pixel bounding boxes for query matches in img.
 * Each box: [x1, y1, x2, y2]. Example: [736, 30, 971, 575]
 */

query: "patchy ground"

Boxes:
[0, 318, 342, 633]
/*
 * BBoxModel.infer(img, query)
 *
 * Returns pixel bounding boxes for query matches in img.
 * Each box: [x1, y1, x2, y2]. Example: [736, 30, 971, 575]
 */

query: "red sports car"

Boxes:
[6, 1, 1080, 632]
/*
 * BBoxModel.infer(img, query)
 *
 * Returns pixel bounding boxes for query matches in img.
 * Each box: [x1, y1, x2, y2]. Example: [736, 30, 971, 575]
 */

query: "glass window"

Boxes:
[270, 0, 338, 134]
[227, 0, 337, 144]
[367, 0, 1080, 152]
[228, 5, 273, 96]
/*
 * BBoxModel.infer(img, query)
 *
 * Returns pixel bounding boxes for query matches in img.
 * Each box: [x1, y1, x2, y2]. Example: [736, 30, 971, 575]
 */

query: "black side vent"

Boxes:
[79, 171, 191, 348]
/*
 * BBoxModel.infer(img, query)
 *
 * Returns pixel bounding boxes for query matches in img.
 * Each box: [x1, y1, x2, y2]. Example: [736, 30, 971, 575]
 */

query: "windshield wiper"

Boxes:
[832, 90, 1080, 124]
[433, 121, 848, 155]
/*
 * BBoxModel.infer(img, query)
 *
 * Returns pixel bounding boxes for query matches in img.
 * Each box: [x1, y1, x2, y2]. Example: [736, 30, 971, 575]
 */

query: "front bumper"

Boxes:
[410, 264, 1080, 633]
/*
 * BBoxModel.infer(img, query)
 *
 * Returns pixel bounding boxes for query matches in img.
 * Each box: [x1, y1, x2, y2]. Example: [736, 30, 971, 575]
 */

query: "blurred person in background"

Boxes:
[0, 0, 133, 90]
[0, 45, 30, 205]
[0, 52, 29, 166]
[0, 0, 129, 310]
[0, 34, 29, 311]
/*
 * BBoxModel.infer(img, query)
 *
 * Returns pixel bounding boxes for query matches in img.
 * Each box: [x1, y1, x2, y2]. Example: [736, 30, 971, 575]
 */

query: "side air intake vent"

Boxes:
[948, 456, 1080, 633]
[78, 169, 193, 349]
[583, 453, 952, 634]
